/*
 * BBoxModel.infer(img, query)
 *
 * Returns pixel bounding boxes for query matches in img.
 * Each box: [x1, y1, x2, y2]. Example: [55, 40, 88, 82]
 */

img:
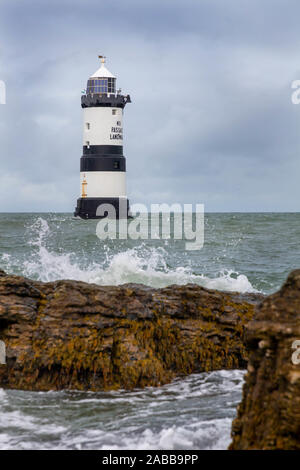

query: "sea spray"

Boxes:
[18, 216, 257, 292]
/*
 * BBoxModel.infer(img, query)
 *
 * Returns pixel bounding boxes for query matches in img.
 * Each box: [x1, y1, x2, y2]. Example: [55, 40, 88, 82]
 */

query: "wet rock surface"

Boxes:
[0, 271, 262, 392]
[230, 269, 300, 450]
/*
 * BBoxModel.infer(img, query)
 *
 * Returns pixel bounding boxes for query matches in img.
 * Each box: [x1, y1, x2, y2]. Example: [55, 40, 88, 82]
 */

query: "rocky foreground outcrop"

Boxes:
[230, 270, 300, 450]
[0, 269, 262, 391]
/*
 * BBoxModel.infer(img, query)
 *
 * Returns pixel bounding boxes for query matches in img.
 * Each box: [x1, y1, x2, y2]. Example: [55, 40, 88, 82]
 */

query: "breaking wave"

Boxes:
[2, 217, 257, 293]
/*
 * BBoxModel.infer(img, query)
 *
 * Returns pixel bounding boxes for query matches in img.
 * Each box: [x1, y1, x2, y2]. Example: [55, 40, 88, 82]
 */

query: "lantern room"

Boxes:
[86, 56, 116, 94]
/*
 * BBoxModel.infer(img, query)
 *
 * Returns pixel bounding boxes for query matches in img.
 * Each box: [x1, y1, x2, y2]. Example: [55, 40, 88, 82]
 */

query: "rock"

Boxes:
[230, 269, 300, 450]
[0, 271, 263, 391]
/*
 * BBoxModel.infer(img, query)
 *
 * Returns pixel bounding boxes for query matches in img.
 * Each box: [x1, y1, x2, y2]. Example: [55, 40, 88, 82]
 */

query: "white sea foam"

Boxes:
[0, 371, 245, 450]
[18, 217, 258, 293]
[80, 418, 233, 450]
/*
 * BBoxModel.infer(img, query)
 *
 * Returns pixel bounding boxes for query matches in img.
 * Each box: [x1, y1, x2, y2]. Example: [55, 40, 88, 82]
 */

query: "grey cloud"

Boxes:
[0, 0, 300, 211]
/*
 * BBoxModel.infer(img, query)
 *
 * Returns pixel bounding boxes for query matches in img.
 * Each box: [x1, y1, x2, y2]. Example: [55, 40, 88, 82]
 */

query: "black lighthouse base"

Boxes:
[74, 197, 130, 219]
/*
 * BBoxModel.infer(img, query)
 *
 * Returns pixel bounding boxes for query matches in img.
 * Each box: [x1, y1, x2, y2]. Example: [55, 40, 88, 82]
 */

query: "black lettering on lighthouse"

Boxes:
[110, 126, 123, 140]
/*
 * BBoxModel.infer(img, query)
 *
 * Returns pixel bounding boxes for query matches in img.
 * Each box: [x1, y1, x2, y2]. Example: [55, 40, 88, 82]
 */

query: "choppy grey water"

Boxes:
[0, 371, 244, 450]
[0, 212, 299, 449]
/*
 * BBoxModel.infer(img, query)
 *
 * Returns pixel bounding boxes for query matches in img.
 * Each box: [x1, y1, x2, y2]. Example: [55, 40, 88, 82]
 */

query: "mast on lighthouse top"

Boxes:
[92, 56, 116, 77]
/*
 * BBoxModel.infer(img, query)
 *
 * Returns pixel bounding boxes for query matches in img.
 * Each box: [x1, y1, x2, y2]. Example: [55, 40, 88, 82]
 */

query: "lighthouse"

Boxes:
[74, 56, 131, 219]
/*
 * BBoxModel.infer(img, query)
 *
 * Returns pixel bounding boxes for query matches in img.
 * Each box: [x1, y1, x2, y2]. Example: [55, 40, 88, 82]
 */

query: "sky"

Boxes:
[0, 0, 300, 212]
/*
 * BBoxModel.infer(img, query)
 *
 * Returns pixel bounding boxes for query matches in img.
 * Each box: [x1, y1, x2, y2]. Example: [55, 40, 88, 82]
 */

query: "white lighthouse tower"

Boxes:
[74, 56, 131, 219]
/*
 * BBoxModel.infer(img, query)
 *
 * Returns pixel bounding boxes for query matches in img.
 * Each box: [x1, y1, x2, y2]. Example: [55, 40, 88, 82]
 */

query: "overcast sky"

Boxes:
[0, 0, 300, 212]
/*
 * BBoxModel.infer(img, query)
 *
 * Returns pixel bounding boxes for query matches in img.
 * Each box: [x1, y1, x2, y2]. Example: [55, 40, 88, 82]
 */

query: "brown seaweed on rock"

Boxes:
[230, 269, 300, 450]
[0, 271, 262, 392]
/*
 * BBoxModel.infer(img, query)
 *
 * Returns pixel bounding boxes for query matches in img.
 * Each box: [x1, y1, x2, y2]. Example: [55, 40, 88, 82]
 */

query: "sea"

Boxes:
[0, 212, 299, 450]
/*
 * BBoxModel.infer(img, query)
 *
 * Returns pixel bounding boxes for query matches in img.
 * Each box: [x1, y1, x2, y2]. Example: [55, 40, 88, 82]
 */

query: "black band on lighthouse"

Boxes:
[83, 145, 123, 155]
[80, 156, 126, 172]
[74, 198, 129, 219]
